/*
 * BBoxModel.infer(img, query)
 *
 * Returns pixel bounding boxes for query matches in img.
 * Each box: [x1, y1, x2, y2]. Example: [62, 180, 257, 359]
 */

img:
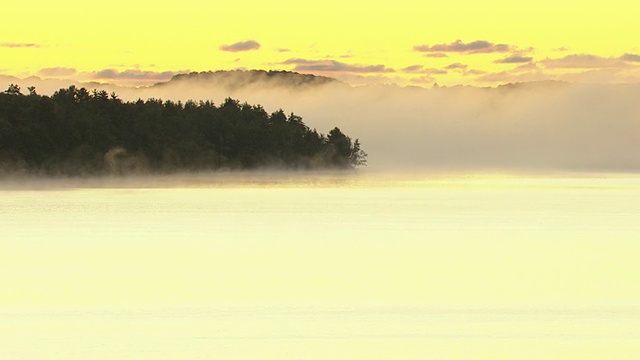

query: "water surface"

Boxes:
[1, 172, 639, 359]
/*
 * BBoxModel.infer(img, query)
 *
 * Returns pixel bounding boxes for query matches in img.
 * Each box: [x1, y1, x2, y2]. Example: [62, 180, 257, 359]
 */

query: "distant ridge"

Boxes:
[156, 70, 344, 90]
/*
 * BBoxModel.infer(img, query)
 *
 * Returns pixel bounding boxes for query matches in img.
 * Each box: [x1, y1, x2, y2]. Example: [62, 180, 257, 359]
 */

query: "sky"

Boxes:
[2, 0, 640, 87]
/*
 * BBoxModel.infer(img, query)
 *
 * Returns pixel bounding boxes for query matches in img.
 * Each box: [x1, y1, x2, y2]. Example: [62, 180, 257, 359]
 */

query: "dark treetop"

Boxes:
[0, 85, 366, 176]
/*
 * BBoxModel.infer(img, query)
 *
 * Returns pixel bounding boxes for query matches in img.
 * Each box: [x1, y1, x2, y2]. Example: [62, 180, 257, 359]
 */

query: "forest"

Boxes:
[0, 84, 366, 176]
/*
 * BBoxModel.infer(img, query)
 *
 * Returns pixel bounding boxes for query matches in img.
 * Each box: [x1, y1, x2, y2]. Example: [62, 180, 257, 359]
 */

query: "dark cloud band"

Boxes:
[401, 65, 447, 75]
[414, 40, 513, 54]
[495, 56, 533, 64]
[220, 40, 261, 52]
[283, 58, 394, 74]
[444, 63, 468, 70]
[93, 69, 177, 81]
[1, 43, 40, 48]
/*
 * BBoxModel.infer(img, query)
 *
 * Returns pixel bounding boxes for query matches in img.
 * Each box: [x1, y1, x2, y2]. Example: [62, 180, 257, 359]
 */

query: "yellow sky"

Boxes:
[2, 0, 640, 87]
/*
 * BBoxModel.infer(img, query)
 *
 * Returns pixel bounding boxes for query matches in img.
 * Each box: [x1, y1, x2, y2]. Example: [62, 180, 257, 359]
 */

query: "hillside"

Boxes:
[155, 70, 344, 90]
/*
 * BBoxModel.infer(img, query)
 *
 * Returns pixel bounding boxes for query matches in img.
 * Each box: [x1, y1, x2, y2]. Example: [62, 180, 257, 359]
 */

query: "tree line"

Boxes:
[0, 85, 366, 176]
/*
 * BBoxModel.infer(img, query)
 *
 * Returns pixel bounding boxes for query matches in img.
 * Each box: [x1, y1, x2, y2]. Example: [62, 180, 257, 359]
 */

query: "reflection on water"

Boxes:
[1, 172, 639, 359]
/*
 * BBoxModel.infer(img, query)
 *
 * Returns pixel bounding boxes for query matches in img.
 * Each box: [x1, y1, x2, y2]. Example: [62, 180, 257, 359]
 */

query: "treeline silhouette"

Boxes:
[0, 84, 366, 176]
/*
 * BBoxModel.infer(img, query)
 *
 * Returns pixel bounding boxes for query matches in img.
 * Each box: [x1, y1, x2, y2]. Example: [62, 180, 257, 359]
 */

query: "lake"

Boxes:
[1, 171, 639, 359]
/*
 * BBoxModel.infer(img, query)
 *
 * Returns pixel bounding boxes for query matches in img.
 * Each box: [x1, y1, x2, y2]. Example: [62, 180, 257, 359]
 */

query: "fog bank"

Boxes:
[4, 75, 640, 173]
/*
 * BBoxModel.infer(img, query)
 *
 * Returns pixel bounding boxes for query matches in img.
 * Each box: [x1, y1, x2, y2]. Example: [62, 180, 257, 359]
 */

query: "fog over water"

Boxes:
[3, 74, 640, 360]
[3, 74, 640, 173]
[3, 173, 640, 360]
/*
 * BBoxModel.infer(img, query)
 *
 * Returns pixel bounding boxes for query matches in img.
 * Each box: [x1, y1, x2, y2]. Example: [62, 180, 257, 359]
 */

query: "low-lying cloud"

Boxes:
[4, 72, 640, 173]
[127, 76, 640, 173]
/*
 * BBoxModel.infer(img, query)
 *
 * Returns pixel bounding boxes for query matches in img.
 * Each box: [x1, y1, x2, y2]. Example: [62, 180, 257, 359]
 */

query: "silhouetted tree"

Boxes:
[326, 127, 366, 168]
[4, 84, 22, 96]
[0, 85, 366, 175]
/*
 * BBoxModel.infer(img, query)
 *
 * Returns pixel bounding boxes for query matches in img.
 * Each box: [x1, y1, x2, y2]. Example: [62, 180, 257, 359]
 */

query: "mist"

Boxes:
[4, 74, 640, 173]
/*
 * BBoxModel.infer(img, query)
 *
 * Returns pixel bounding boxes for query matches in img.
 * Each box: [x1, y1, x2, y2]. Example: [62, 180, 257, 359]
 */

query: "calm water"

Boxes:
[1, 172, 639, 359]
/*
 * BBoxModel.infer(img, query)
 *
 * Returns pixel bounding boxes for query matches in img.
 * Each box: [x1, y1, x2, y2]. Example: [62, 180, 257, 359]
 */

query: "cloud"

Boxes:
[401, 65, 447, 75]
[621, 53, 640, 63]
[425, 53, 448, 58]
[476, 59, 640, 84]
[414, 40, 513, 54]
[495, 55, 533, 64]
[541, 54, 630, 69]
[37, 67, 77, 77]
[444, 63, 468, 70]
[464, 69, 486, 75]
[282, 58, 314, 65]
[402, 65, 423, 73]
[276, 48, 291, 53]
[513, 63, 540, 72]
[92, 69, 178, 81]
[282, 58, 395, 73]
[1, 43, 40, 48]
[219, 40, 261, 52]
[424, 68, 448, 75]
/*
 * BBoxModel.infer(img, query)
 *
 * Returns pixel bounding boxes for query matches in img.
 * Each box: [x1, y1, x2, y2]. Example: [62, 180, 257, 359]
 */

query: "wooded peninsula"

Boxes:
[0, 85, 366, 176]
